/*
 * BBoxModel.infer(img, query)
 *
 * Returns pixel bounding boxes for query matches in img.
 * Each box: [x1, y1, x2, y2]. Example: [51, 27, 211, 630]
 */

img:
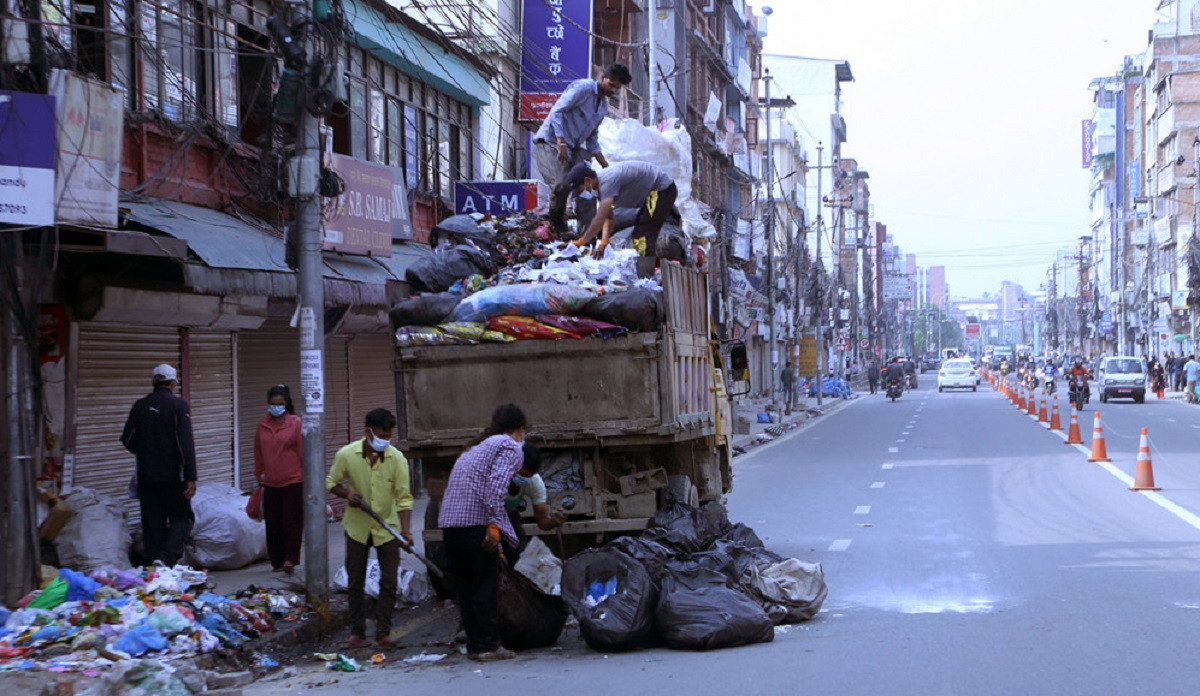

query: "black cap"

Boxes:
[567, 163, 597, 191]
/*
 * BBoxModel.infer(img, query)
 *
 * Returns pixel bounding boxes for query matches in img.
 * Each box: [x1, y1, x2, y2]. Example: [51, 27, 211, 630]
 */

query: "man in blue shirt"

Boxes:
[533, 63, 632, 231]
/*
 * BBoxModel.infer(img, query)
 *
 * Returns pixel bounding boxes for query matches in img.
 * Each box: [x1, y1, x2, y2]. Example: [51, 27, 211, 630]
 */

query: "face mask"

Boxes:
[369, 435, 390, 453]
[579, 189, 596, 200]
[267, 405, 287, 417]
[512, 475, 530, 487]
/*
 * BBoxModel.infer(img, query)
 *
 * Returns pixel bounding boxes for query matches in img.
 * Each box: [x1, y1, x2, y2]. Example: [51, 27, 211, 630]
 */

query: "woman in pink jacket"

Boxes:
[254, 384, 303, 574]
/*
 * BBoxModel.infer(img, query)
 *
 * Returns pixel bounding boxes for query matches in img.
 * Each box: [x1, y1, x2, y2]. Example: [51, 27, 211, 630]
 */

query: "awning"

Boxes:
[122, 199, 290, 272]
[344, 0, 491, 108]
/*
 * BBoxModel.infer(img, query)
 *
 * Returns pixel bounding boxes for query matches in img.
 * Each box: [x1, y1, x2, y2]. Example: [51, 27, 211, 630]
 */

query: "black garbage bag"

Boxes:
[496, 558, 568, 650]
[562, 548, 658, 652]
[605, 536, 676, 584]
[641, 501, 702, 554]
[430, 215, 507, 268]
[580, 288, 663, 333]
[405, 244, 496, 293]
[655, 222, 690, 265]
[388, 293, 462, 328]
[695, 501, 733, 547]
[662, 550, 738, 585]
[654, 567, 774, 651]
[716, 541, 785, 579]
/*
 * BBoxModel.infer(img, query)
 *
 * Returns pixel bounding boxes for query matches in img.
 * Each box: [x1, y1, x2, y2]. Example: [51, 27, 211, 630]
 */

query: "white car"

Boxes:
[938, 359, 978, 392]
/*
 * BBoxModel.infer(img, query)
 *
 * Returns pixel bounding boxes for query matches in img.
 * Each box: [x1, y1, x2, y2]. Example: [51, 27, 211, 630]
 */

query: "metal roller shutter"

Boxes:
[348, 334, 398, 427]
[324, 335, 352, 465]
[236, 319, 299, 492]
[187, 330, 236, 487]
[73, 325, 181, 521]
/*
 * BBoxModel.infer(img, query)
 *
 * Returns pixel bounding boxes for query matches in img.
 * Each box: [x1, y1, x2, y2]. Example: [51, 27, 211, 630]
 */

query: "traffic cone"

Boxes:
[1038, 393, 1048, 422]
[1064, 406, 1083, 444]
[1049, 395, 1063, 431]
[1129, 428, 1161, 491]
[1088, 412, 1111, 463]
[1018, 387, 1027, 411]
[1027, 389, 1038, 416]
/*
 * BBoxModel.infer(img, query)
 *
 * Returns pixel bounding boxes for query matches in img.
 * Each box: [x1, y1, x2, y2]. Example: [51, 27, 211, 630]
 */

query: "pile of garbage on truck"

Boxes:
[0, 564, 306, 674]
[390, 119, 715, 346]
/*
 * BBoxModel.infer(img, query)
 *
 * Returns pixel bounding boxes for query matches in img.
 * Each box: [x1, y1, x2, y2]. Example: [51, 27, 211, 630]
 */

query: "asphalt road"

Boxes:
[248, 375, 1200, 696]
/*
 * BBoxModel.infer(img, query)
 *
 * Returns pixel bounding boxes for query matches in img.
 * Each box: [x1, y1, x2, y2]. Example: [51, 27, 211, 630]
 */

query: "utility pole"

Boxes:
[815, 143, 824, 407]
[1193, 136, 1199, 351]
[4, 237, 35, 606]
[646, 0, 656, 126]
[764, 71, 777, 404]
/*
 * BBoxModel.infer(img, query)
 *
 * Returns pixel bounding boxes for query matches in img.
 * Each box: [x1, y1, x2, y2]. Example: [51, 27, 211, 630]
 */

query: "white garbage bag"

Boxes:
[185, 483, 266, 570]
[54, 487, 130, 572]
[514, 537, 562, 596]
[739, 558, 827, 624]
[333, 561, 430, 605]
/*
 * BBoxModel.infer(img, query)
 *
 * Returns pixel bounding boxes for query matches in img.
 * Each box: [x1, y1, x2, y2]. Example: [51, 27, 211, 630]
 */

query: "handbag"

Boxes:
[246, 486, 265, 521]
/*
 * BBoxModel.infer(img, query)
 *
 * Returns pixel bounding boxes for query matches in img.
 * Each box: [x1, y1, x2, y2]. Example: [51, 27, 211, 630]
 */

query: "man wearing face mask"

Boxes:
[568, 161, 678, 276]
[533, 63, 632, 232]
[326, 408, 413, 648]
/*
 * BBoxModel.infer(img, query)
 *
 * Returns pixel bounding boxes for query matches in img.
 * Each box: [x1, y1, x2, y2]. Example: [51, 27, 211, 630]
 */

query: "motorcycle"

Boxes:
[1023, 370, 1039, 391]
[886, 378, 903, 402]
[1044, 377, 1056, 393]
[1068, 374, 1089, 412]
[906, 372, 918, 390]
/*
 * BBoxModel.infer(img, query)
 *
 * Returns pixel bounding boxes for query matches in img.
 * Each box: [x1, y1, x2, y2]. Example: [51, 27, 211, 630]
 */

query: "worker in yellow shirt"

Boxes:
[326, 408, 413, 648]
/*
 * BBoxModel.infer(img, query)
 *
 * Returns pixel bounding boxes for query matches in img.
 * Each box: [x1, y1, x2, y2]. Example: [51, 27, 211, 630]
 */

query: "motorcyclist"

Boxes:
[1042, 358, 1057, 385]
[903, 357, 918, 389]
[999, 358, 1011, 375]
[1067, 358, 1090, 404]
[884, 358, 905, 390]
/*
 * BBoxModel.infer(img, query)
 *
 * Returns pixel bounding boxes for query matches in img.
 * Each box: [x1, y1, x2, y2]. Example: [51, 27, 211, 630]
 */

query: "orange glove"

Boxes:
[482, 524, 501, 553]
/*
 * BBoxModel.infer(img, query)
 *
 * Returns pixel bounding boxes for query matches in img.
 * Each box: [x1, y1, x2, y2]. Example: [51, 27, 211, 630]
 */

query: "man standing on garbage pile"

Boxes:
[326, 408, 414, 649]
[121, 363, 197, 566]
[568, 160, 679, 276]
[503, 442, 565, 568]
[439, 404, 528, 662]
[533, 63, 633, 232]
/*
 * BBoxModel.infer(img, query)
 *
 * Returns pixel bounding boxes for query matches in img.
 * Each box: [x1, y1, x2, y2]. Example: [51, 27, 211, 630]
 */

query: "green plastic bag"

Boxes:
[28, 577, 68, 609]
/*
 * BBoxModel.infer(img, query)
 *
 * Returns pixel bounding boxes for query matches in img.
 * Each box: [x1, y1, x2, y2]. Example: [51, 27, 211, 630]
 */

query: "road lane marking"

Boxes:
[881, 463, 894, 469]
[854, 506, 871, 514]
[888, 447, 899, 453]
[871, 481, 886, 488]
[828, 539, 852, 551]
[902, 431, 911, 435]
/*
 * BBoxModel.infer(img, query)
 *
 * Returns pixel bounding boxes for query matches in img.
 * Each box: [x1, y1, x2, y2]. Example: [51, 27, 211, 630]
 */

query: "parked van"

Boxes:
[1097, 356, 1145, 404]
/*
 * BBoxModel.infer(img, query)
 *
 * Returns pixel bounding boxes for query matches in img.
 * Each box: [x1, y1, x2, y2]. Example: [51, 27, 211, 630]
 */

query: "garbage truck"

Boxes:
[392, 263, 733, 562]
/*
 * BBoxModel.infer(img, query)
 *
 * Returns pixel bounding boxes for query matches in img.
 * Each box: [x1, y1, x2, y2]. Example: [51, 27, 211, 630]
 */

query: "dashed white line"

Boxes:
[902, 431, 911, 435]
[870, 481, 886, 488]
[854, 506, 871, 515]
[828, 539, 852, 551]
[881, 463, 894, 470]
[888, 447, 898, 453]
[896, 439, 906, 443]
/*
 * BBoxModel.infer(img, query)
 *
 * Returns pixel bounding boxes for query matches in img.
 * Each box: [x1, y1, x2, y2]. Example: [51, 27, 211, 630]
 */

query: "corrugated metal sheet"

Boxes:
[236, 319, 300, 492]
[325, 336, 352, 464]
[73, 325, 181, 523]
[188, 330, 235, 487]
[123, 200, 290, 272]
[349, 334, 397, 425]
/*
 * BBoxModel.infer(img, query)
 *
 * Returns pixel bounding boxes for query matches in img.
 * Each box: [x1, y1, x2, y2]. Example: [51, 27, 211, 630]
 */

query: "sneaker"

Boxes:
[469, 647, 515, 662]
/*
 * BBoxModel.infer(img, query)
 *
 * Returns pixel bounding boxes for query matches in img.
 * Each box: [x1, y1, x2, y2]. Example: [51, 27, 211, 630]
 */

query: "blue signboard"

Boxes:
[454, 180, 540, 215]
[0, 91, 56, 225]
[1099, 310, 1113, 335]
[519, 0, 593, 120]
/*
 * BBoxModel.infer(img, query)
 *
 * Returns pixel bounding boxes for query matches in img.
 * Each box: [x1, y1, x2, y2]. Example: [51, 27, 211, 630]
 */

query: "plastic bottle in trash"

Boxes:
[604, 576, 618, 597]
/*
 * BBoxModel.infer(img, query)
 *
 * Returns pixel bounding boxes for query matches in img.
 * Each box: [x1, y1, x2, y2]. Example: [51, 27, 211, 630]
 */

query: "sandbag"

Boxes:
[185, 484, 266, 570]
[54, 487, 130, 573]
[405, 245, 495, 293]
[450, 282, 596, 323]
[579, 288, 663, 332]
[562, 548, 658, 651]
[389, 293, 462, 328]
[740, 558, 827, 624]
[497, 558, 568, 650]
[655, 567, 774, 651]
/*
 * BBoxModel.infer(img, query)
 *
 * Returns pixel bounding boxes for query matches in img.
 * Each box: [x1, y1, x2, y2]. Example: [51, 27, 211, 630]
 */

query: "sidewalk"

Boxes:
[731, 388, 862, 455]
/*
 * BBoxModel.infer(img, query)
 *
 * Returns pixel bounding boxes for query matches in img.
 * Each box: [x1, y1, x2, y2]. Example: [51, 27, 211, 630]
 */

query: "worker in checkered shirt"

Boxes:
[438, 404, 528, 662]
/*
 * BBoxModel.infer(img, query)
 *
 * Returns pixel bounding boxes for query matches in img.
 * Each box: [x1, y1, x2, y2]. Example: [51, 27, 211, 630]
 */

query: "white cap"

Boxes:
[152, 364, 178, 383]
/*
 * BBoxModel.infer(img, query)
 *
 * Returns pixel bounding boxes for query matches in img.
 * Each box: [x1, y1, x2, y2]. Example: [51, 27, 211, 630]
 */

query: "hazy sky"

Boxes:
[761, 0, 1158, 297]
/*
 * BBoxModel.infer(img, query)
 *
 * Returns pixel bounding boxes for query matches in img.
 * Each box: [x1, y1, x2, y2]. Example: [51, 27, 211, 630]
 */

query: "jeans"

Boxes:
[344, 533, 400, 639]
[444, 526, 501, 654]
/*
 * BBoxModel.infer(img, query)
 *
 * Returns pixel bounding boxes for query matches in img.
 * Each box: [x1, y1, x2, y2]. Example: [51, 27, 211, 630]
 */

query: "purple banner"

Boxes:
[1081, 119, 1094, 169]
[519, 0, 593, 121]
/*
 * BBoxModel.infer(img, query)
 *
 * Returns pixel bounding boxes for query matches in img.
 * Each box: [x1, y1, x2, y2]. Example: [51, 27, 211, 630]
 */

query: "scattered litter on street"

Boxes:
[315, 653, 361, 672]
[402, 653, 447, 664]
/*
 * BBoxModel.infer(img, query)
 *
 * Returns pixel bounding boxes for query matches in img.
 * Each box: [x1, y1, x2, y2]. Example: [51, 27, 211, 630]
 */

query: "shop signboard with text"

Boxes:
[519, 0, 594, 121]
[323, 154, 412, 256]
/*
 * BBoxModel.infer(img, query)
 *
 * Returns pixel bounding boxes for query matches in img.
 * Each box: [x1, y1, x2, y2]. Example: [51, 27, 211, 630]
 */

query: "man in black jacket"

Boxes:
[121, 363, 197, 565]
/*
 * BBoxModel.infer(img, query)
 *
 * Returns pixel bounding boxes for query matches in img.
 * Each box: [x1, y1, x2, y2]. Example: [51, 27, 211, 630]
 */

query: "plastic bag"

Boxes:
[655, 567, 774, 651]
[245, 486, 264, 522]
[331, 561, 430, 605]
[27, 578, 68, 609]
[148, 605, 193, 635]
[513, 537, 563, 596]
[481, 330, 517, 343]
[486, 315, 581, 340]
[497, 558, 568, 650]
[394, 326, 464, 347]
[641, 502, 703, 554]
[389, 293, 463, 328]
[58, 567, 101, 602]
[580, 288, 663, 332]
[185, 483, 267, 570]
[535, 314, 628, 338]
[656, 222, 691, 264]
[438, 321, 487, 341]
[405, 244, 496, 293]
[114, 623, 169, 656]
[450, 282, 596, 323]
[54, 487, 129, 573]
[562, 548, 658, 652]
[604, 536, 676, 585]
[739, 558, 827, 624]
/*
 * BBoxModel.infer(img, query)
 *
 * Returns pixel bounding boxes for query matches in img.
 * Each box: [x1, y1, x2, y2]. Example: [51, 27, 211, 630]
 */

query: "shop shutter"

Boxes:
[73, 325, 181, 521]
[324, 335, 352, 466]
[187, 330, 236, 487]
[236, 319, 299, 491]
[348, 334, 398, 428]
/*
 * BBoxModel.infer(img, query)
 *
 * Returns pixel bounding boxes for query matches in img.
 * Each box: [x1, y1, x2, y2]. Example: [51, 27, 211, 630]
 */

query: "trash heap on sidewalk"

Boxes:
[561, 501, 827, 652]
[390, 121, 712, 345]
[0, 564, 307, 674]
